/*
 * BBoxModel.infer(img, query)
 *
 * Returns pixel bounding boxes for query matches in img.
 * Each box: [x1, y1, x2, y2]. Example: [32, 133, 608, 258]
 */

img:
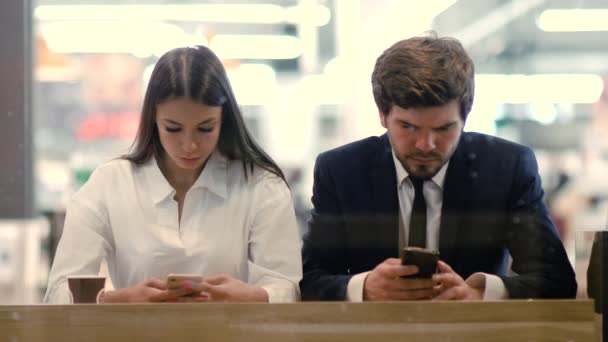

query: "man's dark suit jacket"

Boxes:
[587, 231, 607, 313]
[301, 132, 577, 300]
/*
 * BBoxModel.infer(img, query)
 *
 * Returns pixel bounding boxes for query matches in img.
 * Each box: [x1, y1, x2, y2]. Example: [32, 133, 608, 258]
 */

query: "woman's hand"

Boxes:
[101, 278, 193, 303]
[193, 275, 269, 302]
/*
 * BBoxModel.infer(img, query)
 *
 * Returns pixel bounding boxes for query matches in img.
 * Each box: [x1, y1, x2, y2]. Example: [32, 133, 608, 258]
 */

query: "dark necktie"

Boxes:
[408, 177, 427, 248]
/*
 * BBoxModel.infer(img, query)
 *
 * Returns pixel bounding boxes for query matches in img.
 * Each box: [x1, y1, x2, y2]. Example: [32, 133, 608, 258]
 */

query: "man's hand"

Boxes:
[194, 274, 269, 302]
[363, 258, 438, 301]
[432, 261, 483, 301]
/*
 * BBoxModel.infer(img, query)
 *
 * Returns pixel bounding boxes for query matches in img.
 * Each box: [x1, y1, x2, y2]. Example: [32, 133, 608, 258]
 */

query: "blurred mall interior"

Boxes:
[1, 0, 608, 303]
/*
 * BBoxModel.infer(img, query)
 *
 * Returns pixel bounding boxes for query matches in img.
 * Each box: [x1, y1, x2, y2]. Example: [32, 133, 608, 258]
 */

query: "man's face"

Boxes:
[380, 100, 463, 180]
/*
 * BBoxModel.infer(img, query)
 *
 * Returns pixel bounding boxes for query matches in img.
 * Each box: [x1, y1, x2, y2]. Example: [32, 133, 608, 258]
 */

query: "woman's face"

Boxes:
[155, 97, 222, 178]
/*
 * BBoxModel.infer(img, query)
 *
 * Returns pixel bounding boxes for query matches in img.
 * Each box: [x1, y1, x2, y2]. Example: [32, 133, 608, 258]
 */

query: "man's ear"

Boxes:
[379, 110, 388, 129]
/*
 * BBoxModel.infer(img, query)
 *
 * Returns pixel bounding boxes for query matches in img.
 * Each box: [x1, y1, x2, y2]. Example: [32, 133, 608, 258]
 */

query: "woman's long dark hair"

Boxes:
[123, 46, 286, 183]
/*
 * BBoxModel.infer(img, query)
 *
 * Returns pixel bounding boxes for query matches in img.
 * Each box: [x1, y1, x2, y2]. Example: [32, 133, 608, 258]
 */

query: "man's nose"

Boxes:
[414, 132, 436, 152]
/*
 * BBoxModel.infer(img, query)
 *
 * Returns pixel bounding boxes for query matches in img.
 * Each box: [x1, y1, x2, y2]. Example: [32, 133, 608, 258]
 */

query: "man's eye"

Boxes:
[435, 125, 453, 133]
[165, 127, 181, 133]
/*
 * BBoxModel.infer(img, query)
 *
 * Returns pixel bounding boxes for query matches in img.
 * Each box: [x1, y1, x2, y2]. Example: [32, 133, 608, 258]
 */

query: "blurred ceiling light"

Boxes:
[227, 64, 277, 105]
[537, 9, 608, 31]
[285, 4, 331, 27]
[475, 74, 604, 104]
[323, 56, 349, 77]
[41, 22, 206, 57]
[210, 35, 303, 60]
[407, 0, 458, 31]
[34, 4, 331, 26]
[392, 0, 456, 36]
[423, 0, 458, 17]
[298, 75, 347, 105]
[529, 102, 558, 125]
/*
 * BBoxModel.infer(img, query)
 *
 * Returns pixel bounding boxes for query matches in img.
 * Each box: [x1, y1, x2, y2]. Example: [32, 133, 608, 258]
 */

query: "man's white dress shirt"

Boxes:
[346, 150, 507, 301]
[44, 152, 302, 303]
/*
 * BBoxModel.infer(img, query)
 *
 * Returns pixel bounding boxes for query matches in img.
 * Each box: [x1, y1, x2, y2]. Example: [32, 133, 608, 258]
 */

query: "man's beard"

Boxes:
[400, 152, 447, 180]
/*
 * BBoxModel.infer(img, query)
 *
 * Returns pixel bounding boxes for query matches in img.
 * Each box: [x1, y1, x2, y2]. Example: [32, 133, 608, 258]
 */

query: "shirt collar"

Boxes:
[391, 149, 448, 189]
[191, 151, 229, 199]
[143, 151, 229, 205]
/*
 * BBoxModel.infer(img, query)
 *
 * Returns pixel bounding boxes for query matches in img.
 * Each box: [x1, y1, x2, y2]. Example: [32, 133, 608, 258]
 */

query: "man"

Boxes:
[587, 231, 606, 313]
[300, 34, 577, 301]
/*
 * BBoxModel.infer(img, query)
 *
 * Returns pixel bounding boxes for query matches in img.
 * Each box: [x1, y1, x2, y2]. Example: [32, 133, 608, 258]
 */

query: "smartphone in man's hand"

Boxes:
[400, 247, 440, 278]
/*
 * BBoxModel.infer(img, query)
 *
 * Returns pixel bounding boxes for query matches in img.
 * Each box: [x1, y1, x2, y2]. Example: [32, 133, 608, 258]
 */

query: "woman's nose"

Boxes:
[181, 136, 198, 152]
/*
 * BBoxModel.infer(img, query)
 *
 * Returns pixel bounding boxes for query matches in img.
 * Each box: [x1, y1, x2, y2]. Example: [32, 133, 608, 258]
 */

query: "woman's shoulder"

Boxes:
[85, 158, 140, 185]
[93, 158, 134, 175]
[246, 164, 290, 199]
[220, 156, 286, 190]
[70, 159, 133, 203]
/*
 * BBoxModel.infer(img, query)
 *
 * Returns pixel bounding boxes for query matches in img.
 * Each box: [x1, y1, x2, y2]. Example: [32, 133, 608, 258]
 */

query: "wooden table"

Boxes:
[0, 300, 599, 342]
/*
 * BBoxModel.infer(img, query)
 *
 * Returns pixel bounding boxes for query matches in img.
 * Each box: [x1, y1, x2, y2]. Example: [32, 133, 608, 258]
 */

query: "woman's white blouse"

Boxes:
[43, 153, 303, 303]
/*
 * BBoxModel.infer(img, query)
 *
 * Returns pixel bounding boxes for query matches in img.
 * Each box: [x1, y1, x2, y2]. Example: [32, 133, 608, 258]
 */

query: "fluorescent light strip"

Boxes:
[297, 75, 348, 105]
[34, 4, 331, 26]
[537, 9, 608, 32]
[41, 22, 302, 60]
[41, 22, 205, 57]
[227, 64, 277, 105]
[475, 74, 604, 104]
[210, 35, 303, 60]
[285, 5, 331, 27]
[35, 4, 284, 24]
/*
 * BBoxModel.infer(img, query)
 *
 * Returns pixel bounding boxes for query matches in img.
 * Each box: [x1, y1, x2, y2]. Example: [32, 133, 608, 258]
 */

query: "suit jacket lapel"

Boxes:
[370, 134, 400, 257]
[440, 133, 475, 262]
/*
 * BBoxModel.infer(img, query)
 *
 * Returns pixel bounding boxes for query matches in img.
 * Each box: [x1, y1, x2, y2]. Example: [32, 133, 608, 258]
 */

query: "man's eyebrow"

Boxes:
[396, 119, 417, 128]
[434, 121, 458, 129]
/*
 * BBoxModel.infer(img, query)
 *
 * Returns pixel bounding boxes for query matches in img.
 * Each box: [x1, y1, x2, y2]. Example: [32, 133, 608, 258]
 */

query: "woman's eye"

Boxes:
[165, 127, 181, 133]
[199, 127, 214, 133]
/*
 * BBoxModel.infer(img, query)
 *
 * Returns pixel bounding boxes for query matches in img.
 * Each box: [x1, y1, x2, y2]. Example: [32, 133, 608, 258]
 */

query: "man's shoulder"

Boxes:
[460, 131, 532, 155]
[455, 132, 537, 175]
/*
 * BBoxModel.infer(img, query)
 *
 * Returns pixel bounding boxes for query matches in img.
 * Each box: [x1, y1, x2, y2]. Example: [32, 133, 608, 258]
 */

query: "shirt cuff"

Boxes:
[261, 285, 300, 303]
[346, 272, 370, 302]
[465, 272, 509, 300]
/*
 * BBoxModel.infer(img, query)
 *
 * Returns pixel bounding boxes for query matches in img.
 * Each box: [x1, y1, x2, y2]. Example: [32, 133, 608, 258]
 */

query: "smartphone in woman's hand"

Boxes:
[167, 273, 205, 298]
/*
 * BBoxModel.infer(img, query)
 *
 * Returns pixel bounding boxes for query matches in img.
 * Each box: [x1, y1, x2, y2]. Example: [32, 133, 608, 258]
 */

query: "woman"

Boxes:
[44, 46, 302, 303]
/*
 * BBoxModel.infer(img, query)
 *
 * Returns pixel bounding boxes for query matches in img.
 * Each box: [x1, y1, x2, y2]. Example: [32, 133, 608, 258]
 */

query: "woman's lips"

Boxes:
[180, 156, 200, 163]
